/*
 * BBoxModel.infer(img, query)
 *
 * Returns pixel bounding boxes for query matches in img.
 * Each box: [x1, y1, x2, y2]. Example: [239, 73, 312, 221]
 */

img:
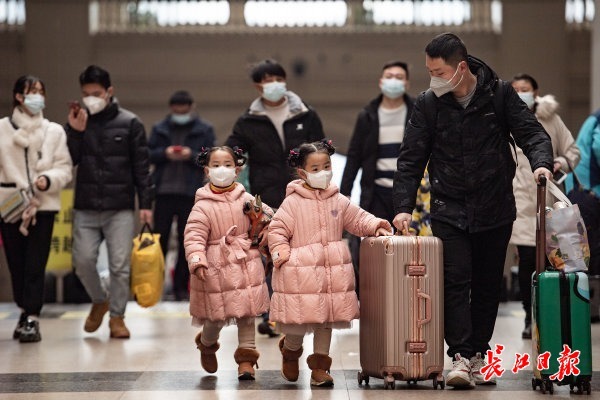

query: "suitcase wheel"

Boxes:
[584, 381, 592, 395]
[357, 371, 369, 385]
[433, 375, 445, 390]
[383, 374, 395, 390]
[541, 378, 554, 394]
[571, 380, 592, 395]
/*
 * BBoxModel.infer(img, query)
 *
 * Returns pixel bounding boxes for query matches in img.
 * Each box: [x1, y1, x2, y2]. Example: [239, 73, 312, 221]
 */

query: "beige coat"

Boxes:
[510, 95, 580, 246]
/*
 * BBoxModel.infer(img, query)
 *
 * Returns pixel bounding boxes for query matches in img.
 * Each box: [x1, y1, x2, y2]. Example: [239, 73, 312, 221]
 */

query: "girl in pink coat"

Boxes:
[268, 139, 392, 387]
[184, 146, 271, 381]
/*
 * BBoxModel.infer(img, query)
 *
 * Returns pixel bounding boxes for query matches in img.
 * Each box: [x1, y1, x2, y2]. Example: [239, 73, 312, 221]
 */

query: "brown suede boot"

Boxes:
[195, 332, 220, 373]
[84, 301, 109, 333]
[279, 336, 303, 382]
[233, 348, 260, 380]
[108, 316, 130, 339]
[307, 353, 334, 387]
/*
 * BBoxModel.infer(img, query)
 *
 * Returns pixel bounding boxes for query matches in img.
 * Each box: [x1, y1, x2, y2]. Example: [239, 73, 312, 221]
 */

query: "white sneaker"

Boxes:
[446, 353, 475, 388]
[470, 352, 497, 385]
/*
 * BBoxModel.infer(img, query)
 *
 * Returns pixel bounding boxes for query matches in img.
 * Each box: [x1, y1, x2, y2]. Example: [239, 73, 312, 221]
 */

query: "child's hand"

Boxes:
[194, 265, 208, 280]
[375, 227, 393, 237]
[272, 247, 290, 268]
[258, 226, 269, 248]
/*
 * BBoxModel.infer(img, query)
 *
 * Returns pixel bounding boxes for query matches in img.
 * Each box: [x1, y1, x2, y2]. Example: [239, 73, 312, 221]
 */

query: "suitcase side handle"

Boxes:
[417, 290, 431, 327]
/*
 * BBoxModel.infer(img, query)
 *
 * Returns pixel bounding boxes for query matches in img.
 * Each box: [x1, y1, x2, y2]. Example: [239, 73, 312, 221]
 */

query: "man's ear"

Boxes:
[254, 83, 263, 94]
[107, 86, 115, 98]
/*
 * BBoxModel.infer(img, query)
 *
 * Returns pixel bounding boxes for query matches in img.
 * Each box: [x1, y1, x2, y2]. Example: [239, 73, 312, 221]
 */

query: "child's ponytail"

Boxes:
[195, 146, 247, 168]
[287, 138, 336, 169]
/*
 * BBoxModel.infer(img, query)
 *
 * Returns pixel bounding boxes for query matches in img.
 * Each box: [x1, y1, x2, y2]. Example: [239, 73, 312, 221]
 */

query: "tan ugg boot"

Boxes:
[195, 332, 220, 373]
[279, 336, 303, 382]
[84, 301, 109, 333]
[233, 348, 260, 380]
[306, 353, 334, 387]
[108, 316, 130, 339]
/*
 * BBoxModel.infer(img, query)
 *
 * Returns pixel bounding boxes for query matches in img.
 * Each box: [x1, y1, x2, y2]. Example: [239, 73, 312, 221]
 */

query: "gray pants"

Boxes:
[72, 210, 135, 317]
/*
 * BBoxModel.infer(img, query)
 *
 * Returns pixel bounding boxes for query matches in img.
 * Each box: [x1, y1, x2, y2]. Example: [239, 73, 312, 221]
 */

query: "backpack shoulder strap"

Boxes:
[423, 89, 437, 135]
[493, 79, 518, 164]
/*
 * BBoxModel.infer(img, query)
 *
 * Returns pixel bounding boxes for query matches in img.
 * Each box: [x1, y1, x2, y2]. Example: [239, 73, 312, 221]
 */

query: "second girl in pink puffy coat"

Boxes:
[184, 146, 271, 381]
[268, 139, 392, 387]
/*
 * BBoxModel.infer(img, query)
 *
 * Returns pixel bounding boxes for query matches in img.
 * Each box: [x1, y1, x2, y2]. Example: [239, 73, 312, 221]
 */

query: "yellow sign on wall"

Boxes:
[46, 189, 73, 272]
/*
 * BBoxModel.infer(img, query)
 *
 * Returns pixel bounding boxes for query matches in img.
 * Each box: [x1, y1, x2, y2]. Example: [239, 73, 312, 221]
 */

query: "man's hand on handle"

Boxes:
[533, 167, 553, 185]
[393, 213, 412, 235]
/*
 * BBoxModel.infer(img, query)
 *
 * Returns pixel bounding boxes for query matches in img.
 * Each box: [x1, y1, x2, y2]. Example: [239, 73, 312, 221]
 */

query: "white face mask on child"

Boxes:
[208, 166, 237, 187]
[304, 169, 333, 189]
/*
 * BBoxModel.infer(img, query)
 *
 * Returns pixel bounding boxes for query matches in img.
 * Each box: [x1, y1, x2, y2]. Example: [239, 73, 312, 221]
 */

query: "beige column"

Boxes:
[498, 0, 567, 108]
[592, 6, 600, 111]
[24, 0, 91, 122]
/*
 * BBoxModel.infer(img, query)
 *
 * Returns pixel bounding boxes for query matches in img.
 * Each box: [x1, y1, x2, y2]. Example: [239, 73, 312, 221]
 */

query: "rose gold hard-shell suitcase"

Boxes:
[358, 235, 445, 390]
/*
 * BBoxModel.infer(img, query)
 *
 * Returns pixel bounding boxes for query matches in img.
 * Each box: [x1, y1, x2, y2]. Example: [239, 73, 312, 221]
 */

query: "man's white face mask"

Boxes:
[429, 63, 464, 98]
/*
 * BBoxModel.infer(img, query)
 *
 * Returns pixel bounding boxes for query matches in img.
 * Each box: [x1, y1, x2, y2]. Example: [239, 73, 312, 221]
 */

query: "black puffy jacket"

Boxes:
[225, 92, 324, 209]
[66, 101, 154, 211]
[393, 56, 553, 232]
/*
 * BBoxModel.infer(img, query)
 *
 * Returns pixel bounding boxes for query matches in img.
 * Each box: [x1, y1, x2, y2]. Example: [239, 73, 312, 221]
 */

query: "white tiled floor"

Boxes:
[1, 301, 599, 399]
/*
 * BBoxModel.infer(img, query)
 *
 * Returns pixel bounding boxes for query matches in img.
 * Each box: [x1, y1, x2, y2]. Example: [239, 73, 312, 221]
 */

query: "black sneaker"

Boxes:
[257, 320, 279, 337]
[19, 319, 41, 343]
[522, 322, 532, 339]
[13, 313, 27, 340]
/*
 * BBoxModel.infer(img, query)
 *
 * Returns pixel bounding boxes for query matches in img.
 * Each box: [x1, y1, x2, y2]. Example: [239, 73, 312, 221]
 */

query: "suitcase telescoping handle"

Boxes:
[535, 175, 546, 276]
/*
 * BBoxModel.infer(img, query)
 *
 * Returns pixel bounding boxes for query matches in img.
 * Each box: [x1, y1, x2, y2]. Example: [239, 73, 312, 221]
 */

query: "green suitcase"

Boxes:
[531, 177, 592, 394]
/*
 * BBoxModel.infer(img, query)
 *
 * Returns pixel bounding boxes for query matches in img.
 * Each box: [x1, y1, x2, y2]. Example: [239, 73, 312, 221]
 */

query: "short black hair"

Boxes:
[250, 59, 286, 83]
[425, 32, 468, 67]
[169, 90, 194, 105]
[79, 65, 112, 89]
[12, 75, 45, 108]
[512, 73, 539, 91]
[382, 61, 409, 80]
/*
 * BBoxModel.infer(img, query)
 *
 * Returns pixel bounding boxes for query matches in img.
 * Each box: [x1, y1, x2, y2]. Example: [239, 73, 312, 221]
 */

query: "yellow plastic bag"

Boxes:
[131, 223, 165, 307]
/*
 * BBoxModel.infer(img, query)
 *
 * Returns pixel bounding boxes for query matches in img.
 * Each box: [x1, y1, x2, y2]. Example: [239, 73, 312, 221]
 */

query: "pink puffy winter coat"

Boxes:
[184, 183, 270, 323]
[268, 179, 391, 325]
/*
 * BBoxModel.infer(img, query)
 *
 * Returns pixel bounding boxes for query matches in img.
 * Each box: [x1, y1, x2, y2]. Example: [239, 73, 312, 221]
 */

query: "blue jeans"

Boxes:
[431, 220, 512, 359]
[72, 210, 135, 317]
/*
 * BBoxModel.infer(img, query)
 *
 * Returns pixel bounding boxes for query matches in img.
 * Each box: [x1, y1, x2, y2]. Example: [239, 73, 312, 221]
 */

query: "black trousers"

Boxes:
[432, 219, 512, 359]
[0, 212, 56, 316]
[153, 194, 194, 297]
[517, 245, 536, 323]
[369, 185, 396, 227]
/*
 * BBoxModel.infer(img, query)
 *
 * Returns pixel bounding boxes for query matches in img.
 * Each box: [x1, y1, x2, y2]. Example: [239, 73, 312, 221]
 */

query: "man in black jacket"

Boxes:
[225, 59, 325, 209]
[225, 59, 325, 337]
[393, 33, 553, 388]
[149, 90, 215, 301]
[66, 65, 154, 340]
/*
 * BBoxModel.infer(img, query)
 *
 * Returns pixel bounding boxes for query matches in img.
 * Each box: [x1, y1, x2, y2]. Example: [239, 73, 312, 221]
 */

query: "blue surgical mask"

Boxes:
[518, 92, 535, 109]
[262, 81, 287, 103]
[380, 79, 406, 99]
[23, 93, 45, 115]
[171, 113, 192, 125]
